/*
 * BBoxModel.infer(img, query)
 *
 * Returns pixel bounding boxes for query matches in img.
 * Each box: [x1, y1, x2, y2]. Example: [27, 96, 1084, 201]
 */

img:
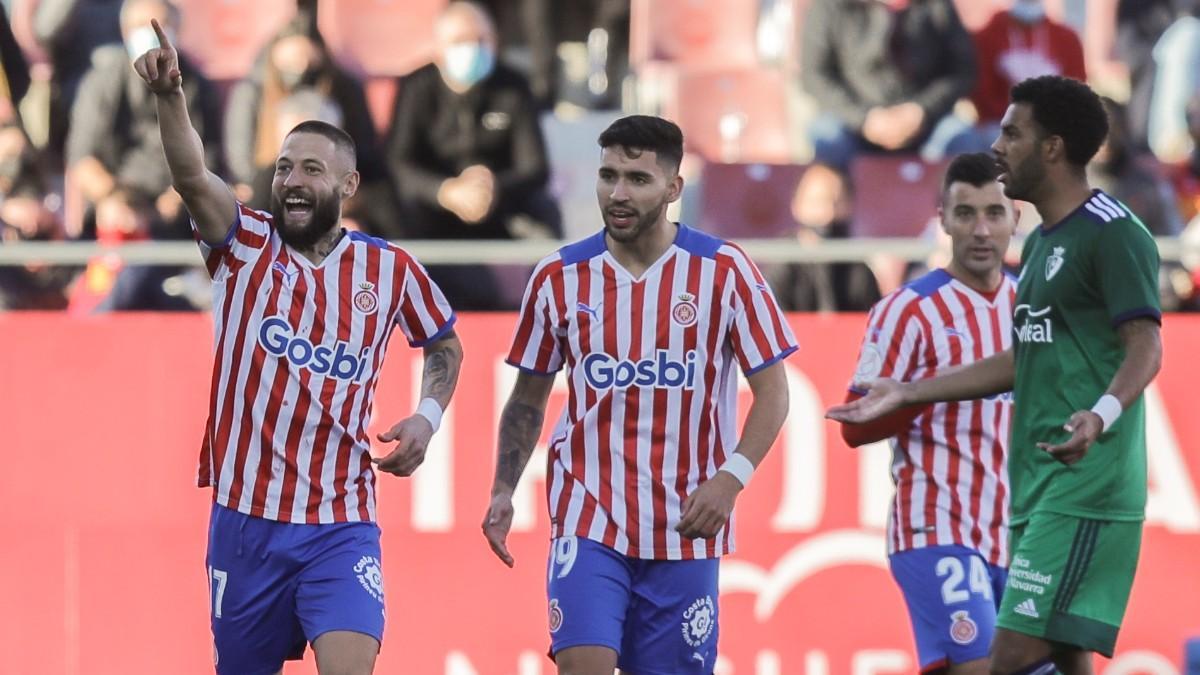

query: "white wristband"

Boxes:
[1090, 394, 1122, 433]
[415, 397, 444, 433]
[718, 453, 756, 488]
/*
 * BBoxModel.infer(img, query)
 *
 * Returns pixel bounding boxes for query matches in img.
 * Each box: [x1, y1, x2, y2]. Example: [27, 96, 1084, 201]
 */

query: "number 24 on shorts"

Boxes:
[936, 555, 993, 605]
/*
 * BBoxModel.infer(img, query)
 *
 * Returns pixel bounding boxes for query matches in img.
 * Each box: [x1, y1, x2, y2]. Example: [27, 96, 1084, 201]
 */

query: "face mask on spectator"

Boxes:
[1010, 0, 1045, 24]
[442, 42, 495, 88]
[125, 25, 172, 61]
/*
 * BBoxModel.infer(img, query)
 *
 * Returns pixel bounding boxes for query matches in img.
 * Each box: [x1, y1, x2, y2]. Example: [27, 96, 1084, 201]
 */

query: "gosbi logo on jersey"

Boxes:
[354, 282, 379, 314]
[582, 350, 698, 390]
[258, 316, 370, 381]
[1014, 304, 1054, 344]
[672, 292, 698, 326]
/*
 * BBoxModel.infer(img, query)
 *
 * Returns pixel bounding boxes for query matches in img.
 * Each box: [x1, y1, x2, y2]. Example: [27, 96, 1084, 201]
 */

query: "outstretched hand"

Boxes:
[1037, 410, 1102, 465]
[825, 378, 907, 424]
[132, 20, 181, 94]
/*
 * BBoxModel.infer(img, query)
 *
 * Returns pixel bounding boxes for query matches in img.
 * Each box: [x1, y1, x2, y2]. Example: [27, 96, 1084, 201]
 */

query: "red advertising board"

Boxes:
[1, 313, 1197, 674]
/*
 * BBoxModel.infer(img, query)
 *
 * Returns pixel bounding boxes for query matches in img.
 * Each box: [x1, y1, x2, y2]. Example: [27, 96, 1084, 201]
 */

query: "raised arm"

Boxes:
[481, 370, 555, 567]
[132, 19, 235, 244]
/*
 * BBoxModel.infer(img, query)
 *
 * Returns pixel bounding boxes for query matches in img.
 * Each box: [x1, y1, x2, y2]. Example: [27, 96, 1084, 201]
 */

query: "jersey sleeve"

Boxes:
[840, 295, 930, 446]
[1095, 218, 1162, 326]
[724, 245, 799, 375]
[191, 203, 273, 282]
[506, 257, 565, 374]
[394, 256, 457, 347]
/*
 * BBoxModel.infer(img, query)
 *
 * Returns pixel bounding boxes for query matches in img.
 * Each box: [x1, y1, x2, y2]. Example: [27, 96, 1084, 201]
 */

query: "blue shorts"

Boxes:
[547, 536, 720, 675]
[889, 545, 1008, 673]
[205, 502, 386, 675]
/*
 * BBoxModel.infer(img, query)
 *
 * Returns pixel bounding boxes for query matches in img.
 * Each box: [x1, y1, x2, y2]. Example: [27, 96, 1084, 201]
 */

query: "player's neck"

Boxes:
[1034, 174, 1094, 228]
[294, 226, 346, 266]
[607, 220, 678, 278]
[946, 262, 1003, 297]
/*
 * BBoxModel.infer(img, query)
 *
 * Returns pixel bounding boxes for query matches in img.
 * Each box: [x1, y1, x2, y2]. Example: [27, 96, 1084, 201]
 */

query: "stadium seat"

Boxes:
[849, 155, 949, 238]
[176, 0, 296, 81]
[696, 162, 807, 238]
[317, 0, 446, 77]
[661, 68, 792, 164]
[629, 0, 759, 70]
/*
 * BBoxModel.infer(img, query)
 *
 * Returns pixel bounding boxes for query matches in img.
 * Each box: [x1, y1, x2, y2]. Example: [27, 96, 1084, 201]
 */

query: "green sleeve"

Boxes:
[1094, 218, 1162, 326]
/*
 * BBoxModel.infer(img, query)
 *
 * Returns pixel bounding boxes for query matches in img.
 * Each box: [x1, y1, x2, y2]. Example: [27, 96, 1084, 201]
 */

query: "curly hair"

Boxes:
[1010, 75, 1109, 168]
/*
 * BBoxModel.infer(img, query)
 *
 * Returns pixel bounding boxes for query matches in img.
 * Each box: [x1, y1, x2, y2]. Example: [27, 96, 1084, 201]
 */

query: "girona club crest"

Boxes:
[949, 610, 978, 645]
[672, 293, 698, 327]
[354, 282, 379, 314]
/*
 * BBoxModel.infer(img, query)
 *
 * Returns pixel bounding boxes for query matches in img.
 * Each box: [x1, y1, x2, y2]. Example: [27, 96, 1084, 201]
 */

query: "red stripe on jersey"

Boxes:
[571, 260, 597, 536]
[622, 280, 646, 558]
[223, 248, 285, 509]
[928, 291, 965, 548]
[952, 288, 988, 551]
[598, 262, 619, 549]
[353, 245, 383, 521]
[673, 256, 703, 558]
[650, 256, 676, 555]
[329, 248, 360, 522]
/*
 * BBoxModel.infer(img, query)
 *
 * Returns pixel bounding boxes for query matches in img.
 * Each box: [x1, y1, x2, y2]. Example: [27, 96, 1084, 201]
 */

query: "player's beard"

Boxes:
[1002, 152, 1046, 202]
[271, 186, 342, 251]
[603, 196, 668, 244]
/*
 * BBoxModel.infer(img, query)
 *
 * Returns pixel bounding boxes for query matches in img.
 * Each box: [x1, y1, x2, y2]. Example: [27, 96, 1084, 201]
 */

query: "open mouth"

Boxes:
[284, 195, 313, 218]
[607, 208, 636, 227]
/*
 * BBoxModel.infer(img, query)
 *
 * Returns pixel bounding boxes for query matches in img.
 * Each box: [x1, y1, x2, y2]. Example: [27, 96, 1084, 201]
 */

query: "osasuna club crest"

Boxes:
[1045, 246, 1066, 281]
[672, 293, 698, 327]
[354, 282, 379, 314]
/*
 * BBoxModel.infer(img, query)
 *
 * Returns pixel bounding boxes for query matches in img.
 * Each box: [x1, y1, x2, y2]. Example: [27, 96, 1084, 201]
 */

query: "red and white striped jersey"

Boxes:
[850, 269, 1015, 566]
[508, 226, 797, 560]
[193, 205, 455, 524]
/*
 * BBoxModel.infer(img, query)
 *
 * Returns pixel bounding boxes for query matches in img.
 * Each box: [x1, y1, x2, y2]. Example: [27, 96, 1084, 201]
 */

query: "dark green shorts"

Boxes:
[997, 512, 1142, 657]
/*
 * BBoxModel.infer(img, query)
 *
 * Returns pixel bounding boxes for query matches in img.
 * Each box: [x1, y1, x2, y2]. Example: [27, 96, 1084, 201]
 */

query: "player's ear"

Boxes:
[937, 205, 950, 234]
[1042, 134, 1065, 164]
[666, 171, 684, 204]
[341, 170, 360, 200]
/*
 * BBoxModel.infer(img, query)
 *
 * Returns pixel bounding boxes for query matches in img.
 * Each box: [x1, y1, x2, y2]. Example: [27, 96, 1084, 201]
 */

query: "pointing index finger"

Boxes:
[151, 18, 172, 50]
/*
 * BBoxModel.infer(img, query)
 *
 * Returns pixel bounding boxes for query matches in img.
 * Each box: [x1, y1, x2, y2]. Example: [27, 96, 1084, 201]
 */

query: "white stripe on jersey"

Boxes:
[508, 226, 797, 560]
[852, 269, 1014, 566]
[194, 206, 455, 524]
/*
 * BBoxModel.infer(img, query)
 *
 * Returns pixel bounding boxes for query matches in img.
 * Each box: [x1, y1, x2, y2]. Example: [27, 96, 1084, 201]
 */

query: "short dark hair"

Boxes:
[1010, 75, 1108, 167]
[597, 115, 684, 173]
[942, 152, 1001, 198]
[285, 120, 357, 167]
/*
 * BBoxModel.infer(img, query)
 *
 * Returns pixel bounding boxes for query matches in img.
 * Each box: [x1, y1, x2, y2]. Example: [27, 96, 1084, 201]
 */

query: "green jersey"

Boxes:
[1010, 190, 1161, 525]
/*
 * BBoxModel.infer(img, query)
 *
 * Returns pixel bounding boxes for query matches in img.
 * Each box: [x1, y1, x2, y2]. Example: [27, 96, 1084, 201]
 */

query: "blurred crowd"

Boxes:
[0, 0, 1198, 313]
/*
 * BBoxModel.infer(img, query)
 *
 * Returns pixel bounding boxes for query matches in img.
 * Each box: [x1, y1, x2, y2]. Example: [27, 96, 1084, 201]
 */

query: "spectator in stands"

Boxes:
[1114, 0, 1196, 150]
[1170, 91, 1200, 225]
[66, 188, 194, 313]
[800, 0, 976, 170]
[1090, 96, 1185, 238]
[387, 0, 560, 310]
[960, 0, 1086, 153]
[223, 10, 388, 229]
[765, 163, 881, 312]
[32, 0, 123, 164]
[0, 6, 30, 128]
[1147, 7, 1200, 161]
[66, 0, 220, 240]
[0, 122, 70, 310]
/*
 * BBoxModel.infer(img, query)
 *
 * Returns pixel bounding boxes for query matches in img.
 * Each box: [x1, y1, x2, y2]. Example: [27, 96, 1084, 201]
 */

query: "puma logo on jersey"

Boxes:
[576, 302, 600, 321]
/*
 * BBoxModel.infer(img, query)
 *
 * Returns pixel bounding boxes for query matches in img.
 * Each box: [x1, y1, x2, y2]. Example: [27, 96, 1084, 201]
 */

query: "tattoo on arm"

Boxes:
[421, 337, 462, 404]
[494, 400, 544, 492]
